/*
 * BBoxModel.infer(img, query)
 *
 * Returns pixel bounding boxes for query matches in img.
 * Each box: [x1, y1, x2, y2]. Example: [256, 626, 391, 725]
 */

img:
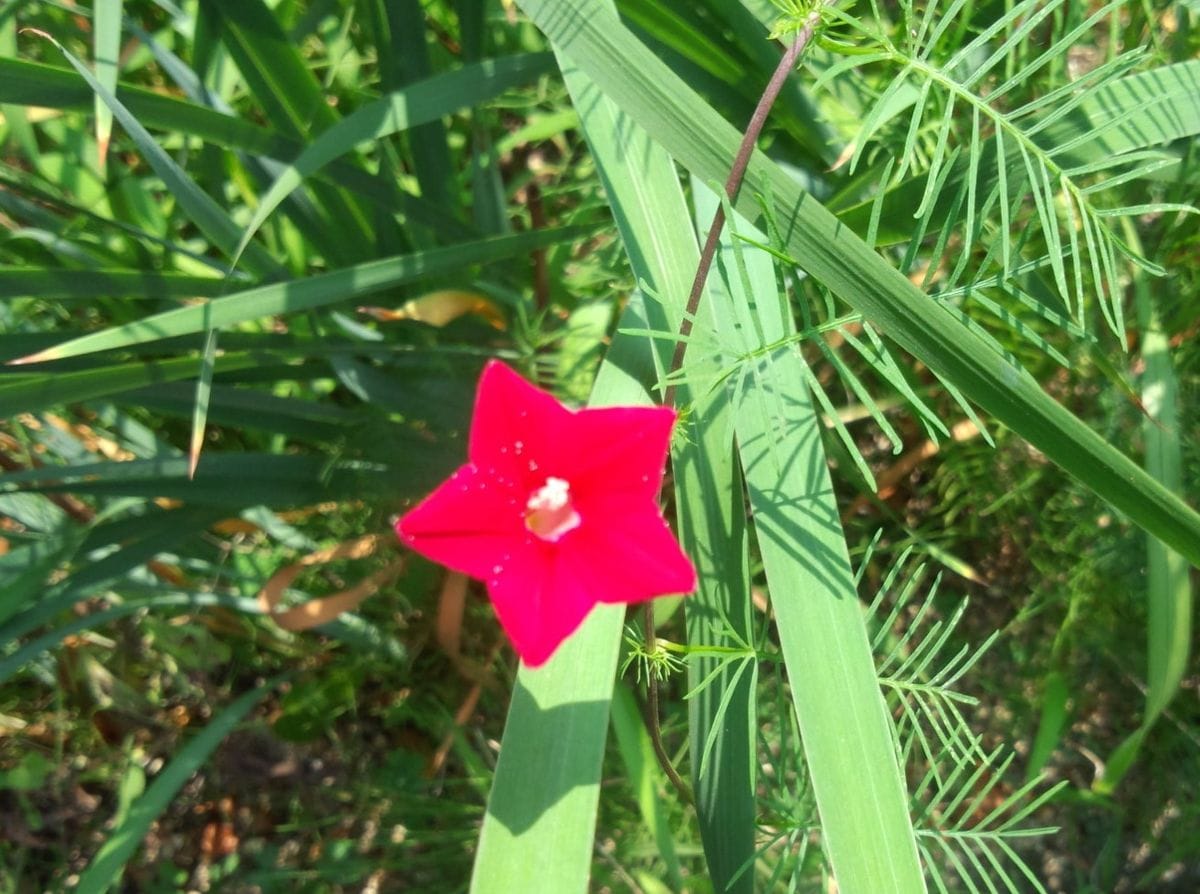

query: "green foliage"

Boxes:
[0, 0, 1197, 891]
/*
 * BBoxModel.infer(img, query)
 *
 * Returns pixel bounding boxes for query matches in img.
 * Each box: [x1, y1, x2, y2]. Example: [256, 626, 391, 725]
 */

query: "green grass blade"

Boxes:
[188, 328, 219, 478]
[515, 0, 1200, 569]
[0, 354, 259, 418]
[1095, 231, 1192, 795]
[471, 43, 696, 893]
[0, 526, 85, 627]
[0, 268, 229, 300]
[13, 227, 585, 363]
[0, 453, 401, 509]
[93, 0, 122, 173]
[700, 188, 925, 893]
[234, 53, 553, 264]
[370, 0, 455, 210]
[25, 30, 285, 280]
[0, 589, 259, 686]
[75, 678, 281, 894]
[0, 57, 467, 239]
[203, 0, 373, 263]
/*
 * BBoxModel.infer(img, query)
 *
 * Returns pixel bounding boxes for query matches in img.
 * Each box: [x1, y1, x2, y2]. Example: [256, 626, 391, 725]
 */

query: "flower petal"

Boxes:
[555, 404, 678, 499]
[395, 464, 525, 579]
[563, 496, 697, 604]
[469, 360, 569, 486]
[486, 544, 597, 666]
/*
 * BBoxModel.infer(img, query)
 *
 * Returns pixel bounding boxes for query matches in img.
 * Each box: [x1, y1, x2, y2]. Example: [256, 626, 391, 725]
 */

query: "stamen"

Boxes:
[525, 476, 581, 541]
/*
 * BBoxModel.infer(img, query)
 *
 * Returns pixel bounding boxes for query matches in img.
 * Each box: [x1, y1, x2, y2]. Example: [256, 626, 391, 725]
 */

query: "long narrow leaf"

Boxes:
[13, 227, 586, 363]
[699, 187, 925, 893]
[26, 29, 285, 279]
[234, 53, 554, 263]
[92, 0, 122, 172]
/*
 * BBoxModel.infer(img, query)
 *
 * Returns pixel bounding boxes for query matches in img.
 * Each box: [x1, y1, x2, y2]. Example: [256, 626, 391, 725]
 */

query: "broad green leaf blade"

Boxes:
[677, 373, 756, 894]
[515, 0, 1200, 569]
[1138, 305, 1191, 720]
[233, 53, 554, 264]
[75, 678, 280, 894]
[699, 187, 925, 893]
[563, 42, 757, 888]
[581, 38, 753, 892]
[469, 586, 627, 894]
[13, 227, 585, 363]
[470, 314, 663, 893]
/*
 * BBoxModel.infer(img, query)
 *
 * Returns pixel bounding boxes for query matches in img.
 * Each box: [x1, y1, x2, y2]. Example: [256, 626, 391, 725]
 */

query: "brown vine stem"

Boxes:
[646, 13, 825, 805]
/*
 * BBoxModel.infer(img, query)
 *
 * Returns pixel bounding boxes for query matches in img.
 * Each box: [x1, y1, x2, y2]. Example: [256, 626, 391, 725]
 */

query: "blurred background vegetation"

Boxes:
[0, 0, 1197, 891]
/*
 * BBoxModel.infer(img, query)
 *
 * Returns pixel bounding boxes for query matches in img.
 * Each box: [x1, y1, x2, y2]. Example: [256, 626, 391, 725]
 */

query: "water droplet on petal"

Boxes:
[492, 564, 503, 574]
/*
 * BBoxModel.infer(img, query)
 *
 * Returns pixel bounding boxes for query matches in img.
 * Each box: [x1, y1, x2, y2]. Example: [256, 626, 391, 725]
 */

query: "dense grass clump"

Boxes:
[1, 1, 1197, 891]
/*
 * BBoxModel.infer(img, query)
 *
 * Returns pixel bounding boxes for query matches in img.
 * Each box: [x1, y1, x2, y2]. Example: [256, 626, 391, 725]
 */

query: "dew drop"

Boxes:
[492, 564, 503, 574]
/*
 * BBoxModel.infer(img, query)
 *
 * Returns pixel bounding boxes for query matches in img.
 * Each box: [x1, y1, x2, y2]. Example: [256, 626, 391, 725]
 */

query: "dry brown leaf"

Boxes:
[257, 534, 405, 631]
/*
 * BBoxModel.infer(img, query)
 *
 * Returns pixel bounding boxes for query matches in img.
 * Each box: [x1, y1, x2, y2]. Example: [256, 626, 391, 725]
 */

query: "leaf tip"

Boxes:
[6, 350, 56, 366]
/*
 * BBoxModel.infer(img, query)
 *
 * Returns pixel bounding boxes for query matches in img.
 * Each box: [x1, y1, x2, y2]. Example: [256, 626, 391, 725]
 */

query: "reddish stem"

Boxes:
[646, 16, 825, 804]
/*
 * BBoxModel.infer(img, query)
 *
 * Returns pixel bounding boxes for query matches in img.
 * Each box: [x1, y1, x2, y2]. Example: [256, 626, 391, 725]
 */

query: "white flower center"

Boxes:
[525, 476, 581, 542]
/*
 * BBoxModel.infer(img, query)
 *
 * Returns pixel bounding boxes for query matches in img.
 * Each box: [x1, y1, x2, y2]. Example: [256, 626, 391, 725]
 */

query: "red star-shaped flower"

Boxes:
[396, 360, 697, 666]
